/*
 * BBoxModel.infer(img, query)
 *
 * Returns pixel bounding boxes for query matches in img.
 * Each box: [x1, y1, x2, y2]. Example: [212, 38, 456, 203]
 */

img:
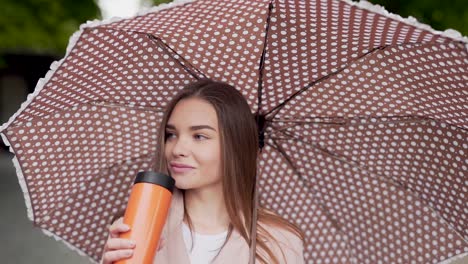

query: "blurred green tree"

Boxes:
[152, 0, 173, 5]
[367, 0, 468, 36]
[1, 0, 466, 57]
[0, 0, 100, 55]
[152, 0, 468, 36]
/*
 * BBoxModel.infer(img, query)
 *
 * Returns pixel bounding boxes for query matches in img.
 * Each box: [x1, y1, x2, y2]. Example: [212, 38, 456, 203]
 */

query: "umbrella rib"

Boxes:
[278, 129, 412, 189]
[271, 115, 468, 132]
[256, 1, 274, 114]
[266, 139, 360, 261]
[274, 119, 347, 125]
[36, 153, 157, 227]
[273, 114, 452, 123]
[267, 139, 342, 231]
[276, 130, 468, 240]
[88, 101, 166, 112]
[264, 46, 386, 119]
[146, 34, 206, 80]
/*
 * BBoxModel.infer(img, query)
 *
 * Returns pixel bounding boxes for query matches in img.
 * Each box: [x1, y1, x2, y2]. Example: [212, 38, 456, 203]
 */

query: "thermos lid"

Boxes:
[134, 171, 176, 193]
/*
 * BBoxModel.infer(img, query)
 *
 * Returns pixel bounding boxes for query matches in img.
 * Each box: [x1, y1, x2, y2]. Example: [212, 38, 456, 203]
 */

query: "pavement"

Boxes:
[0, 150, 90, 264]
[1, 149, 467, 264]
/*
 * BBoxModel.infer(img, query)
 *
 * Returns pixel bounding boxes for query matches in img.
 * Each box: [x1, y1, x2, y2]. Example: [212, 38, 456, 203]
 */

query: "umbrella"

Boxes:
[1, 0, 467, 263]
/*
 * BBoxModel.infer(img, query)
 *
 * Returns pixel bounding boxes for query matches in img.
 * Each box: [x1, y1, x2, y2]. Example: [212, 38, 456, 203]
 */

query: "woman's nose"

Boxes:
[171, 137, 189, 157]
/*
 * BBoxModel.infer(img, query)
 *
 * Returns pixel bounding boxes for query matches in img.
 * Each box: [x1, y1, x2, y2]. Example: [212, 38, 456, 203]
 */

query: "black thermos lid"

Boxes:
[134, 171, 175, 193]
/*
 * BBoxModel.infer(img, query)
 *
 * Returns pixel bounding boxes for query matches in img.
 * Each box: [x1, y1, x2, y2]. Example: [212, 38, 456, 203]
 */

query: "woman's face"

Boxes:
[164, 97, 222, 190]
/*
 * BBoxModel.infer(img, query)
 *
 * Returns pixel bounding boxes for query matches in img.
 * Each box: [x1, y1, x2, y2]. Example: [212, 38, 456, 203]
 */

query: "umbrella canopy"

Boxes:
[1, 0, 467, 263]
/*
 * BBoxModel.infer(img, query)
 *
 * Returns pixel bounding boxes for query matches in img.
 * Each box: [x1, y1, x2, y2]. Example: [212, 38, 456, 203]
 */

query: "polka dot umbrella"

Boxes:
[1, 0, 467, 263]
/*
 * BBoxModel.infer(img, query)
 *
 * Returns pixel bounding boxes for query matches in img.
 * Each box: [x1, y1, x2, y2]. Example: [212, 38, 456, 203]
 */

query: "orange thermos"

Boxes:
[116, 171, 175, 264]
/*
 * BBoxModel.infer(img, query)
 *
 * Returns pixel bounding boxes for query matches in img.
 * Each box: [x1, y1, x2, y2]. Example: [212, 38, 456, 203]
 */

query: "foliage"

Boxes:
[367, 0, 468, 36]
[0, 0, 466, 57]
[151, 0, 172, 5]
[0, 0, 100, 55]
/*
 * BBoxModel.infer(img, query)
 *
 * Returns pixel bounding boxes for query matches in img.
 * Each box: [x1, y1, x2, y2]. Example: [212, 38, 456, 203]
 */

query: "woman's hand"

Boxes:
[101, 217, 136, 264]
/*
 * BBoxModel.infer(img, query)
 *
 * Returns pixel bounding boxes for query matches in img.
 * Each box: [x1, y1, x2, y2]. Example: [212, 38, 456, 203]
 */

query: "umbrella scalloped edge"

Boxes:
[0, 0, 195, 133]
[1, 133, 33, 222]
[2, 0, 467, 134]
[73, 0, 196, 39]
[0, 54, 61, 132]
[345, 0, 468, 45]
[2, 124, 103, 263]
[0, 1, 193, 263]
[1, 0, 467, 263]
[0, 134, 98, 263]
[41, 229, 100, 264]
[439, 252, 468, 264]
[2, 123, 106, 264]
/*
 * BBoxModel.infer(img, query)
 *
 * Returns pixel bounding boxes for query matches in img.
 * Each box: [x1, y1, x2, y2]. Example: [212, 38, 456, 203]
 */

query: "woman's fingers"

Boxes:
[108, 218, 130, 238]
[157, 238, 166, 251]
[106, 238, 136, 250]
[102, 249, 134, 263]
[101, 217, 136, 264]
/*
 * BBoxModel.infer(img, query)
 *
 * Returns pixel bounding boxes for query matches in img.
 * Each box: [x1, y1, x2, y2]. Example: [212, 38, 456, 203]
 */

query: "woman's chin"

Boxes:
[173, 177, 194, 190]
[175, 182, 194, 190]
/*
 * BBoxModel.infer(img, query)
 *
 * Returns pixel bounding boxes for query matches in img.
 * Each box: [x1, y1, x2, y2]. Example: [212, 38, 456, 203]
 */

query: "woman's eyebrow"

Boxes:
[166, 124, 216, 131]
[165, 124, 176, 130]
[190, 125, 216, 131]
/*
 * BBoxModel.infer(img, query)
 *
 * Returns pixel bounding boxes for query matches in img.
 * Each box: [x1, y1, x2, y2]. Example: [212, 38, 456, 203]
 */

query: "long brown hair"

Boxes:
[154, 79, 304, 263]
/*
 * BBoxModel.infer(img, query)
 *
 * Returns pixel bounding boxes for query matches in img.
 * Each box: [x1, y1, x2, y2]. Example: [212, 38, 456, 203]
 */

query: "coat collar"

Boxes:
[158, 188, 249, 263]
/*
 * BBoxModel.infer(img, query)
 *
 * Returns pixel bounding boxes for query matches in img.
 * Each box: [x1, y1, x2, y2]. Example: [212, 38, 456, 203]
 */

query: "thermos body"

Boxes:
[116, 171, 175, 264]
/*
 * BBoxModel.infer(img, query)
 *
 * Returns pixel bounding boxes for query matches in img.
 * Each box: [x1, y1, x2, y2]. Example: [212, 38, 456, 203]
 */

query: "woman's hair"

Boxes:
[154, 79, 304, 263]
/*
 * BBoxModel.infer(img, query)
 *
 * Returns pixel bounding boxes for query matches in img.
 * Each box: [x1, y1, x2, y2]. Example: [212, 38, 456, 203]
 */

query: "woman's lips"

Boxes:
[170, 162, 194, 173]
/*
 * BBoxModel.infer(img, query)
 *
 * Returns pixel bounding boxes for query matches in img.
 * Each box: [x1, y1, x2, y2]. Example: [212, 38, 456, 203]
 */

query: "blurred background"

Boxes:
[0, 0, 466, 263]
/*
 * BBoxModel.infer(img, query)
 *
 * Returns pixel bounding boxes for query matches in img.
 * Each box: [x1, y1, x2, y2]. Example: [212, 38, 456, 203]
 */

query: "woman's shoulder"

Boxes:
[257, 209, 305, 262]
[259, 219, 303, 247]
[258, 208, 303, 238]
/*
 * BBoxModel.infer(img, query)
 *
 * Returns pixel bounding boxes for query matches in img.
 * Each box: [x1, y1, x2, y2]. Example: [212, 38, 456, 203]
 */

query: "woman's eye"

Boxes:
[165, 132, 176, 140]
[194, 134, 207, 140]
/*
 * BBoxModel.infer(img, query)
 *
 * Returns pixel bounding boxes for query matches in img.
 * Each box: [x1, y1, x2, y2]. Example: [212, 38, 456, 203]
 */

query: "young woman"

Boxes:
[101, 79, 304, 264]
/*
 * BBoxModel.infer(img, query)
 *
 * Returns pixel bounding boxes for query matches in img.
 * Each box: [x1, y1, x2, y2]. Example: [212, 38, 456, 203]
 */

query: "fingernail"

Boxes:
[129, 241, 136, 247]
[126, 250, 133, 256]
[123, 225, 130, 231]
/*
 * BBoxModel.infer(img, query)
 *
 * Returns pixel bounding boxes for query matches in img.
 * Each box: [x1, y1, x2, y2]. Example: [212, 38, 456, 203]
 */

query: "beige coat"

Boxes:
[154, 189, 305, 263]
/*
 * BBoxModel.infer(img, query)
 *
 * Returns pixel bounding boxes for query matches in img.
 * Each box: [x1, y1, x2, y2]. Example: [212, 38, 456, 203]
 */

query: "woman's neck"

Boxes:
[183, 186, 230, 234]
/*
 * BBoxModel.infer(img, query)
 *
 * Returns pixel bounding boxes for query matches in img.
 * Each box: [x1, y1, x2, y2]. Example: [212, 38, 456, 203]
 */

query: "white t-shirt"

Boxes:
[182, 222, 228, 264]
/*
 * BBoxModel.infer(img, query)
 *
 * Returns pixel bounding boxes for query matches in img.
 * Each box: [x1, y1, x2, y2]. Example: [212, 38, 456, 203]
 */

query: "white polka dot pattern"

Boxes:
[5, 103, 162, 260]
[261, 116, 467, 263]
[0, 0, 466, 263]
[11, 28, 196, 127]
[103, 0, 270, 111]
[273, 42, 468, 128]
[258, 145, 350, 262]
[261, 0, 454, 113]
